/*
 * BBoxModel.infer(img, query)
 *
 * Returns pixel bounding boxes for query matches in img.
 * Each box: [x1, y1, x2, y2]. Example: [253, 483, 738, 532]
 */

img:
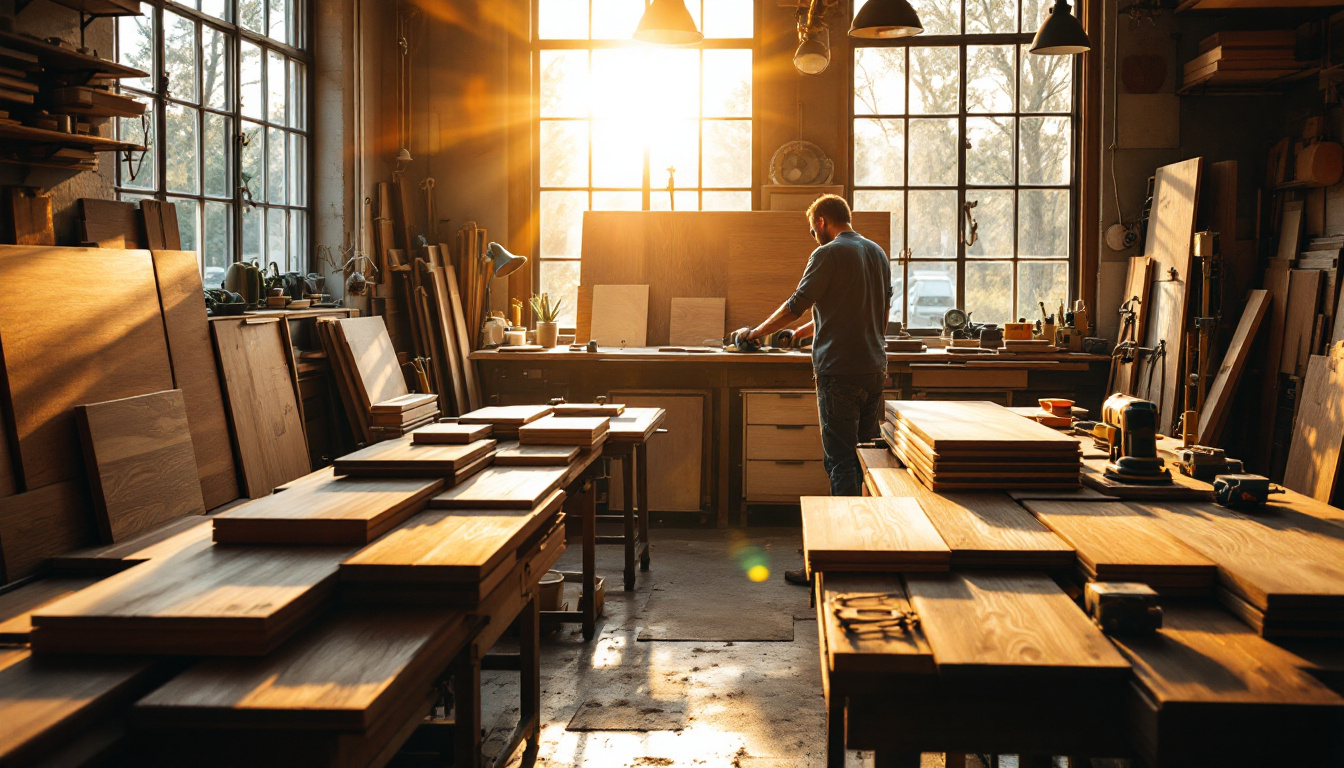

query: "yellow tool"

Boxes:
[1097, 394, 1172, 484]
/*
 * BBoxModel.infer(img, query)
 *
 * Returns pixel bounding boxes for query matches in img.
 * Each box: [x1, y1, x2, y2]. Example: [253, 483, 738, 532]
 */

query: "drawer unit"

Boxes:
[745, 460, 831, 502]
[744, 391, 819, 426]
[746, 424, 823, 460]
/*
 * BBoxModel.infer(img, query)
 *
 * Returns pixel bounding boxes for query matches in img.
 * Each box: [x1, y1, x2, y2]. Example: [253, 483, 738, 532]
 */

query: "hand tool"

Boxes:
[1096, 394, 1172, 484]
[726, 327, 762, 352]
[1213, 474, 1283, 509]
[1175, 445, 1243, 481]
[1086, 582, 1162, 635]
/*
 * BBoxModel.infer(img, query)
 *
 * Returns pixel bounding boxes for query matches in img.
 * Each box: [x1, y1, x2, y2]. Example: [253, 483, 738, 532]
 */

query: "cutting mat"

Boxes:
[211, 318, 310, 498]
[76, 389, 206, 544]
[152, 250, 238, 509]
[590, 285, 649, 347]
[0, 247, 175, 491]
[334, 316, 407, 409]
[668, 297, 726, 346]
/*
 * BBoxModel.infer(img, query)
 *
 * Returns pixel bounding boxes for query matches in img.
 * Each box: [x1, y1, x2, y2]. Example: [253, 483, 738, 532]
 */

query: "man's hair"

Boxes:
[806, 194, 852, 226]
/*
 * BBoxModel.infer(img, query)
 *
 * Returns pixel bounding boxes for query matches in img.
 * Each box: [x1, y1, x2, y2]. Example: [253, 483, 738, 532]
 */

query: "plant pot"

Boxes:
[537, 321, 560, 348]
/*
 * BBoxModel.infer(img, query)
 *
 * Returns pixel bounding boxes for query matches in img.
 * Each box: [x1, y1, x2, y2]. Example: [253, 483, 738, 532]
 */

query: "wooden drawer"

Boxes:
[910, 368, 1027, 389]
[745, 391, 818, 425]
[744, 460, 830, 502]
[746, 424, 823, 461]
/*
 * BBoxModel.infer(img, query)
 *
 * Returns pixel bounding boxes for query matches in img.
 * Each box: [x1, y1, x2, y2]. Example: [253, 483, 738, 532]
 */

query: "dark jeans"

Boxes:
[815, 372, 886, 497]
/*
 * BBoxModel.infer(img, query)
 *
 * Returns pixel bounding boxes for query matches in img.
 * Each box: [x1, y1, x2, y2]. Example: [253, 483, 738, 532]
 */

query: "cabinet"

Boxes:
[608, 391, 708, 513]
[742, 390, 830, 503]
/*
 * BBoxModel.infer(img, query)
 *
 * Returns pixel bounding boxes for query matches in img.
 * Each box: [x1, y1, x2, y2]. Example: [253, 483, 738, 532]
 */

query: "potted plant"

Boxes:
[530, 293, 563, 348]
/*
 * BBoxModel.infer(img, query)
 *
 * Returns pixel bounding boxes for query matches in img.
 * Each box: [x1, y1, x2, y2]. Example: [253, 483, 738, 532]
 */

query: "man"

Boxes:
[743, 195, 891, 585]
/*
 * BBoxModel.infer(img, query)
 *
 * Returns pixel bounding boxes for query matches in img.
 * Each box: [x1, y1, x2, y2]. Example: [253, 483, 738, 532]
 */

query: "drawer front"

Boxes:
[910, 369, 1028, 389]
[746, 424, 823, 461]
[745, 460, 830, 501]
[745, 392, 819, 426]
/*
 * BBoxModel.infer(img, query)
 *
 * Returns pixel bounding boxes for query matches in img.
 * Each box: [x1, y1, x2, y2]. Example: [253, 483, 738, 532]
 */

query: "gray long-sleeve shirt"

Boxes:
[786, 230, 891, 377]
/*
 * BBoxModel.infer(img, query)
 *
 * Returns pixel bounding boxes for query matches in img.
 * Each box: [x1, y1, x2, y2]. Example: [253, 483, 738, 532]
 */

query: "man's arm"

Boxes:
[792, 319, 815, 340]
[746, 301, 800, 342]
[749, 248, 828, 342]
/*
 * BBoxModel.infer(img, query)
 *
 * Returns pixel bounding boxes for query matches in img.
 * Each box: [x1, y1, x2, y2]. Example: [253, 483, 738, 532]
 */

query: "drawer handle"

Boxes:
[778, 393, 805, 400]
[775, 425, 806, 431]
[774, 460, 806, 466]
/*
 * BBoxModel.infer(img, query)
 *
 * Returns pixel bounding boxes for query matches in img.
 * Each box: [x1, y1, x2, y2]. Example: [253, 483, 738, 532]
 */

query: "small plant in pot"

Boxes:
[530, 293, 563, 348]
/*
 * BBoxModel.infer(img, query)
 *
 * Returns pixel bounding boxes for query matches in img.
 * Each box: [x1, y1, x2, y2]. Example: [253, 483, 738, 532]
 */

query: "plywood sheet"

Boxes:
[668, 297, 726, 347]
[1199, 289, 1269, 445]
[0, 481, 95, 581]
[211, 475, 444, 545]
[429, 466, 566, 510]
[212, 319, 310, 498]
[333, 316, 407, 410]
[727, 229, 818, 334]
[1282, 269, 1324, 376]
[77, 199, 144, 248]
[152, 250, 238, 509]
[801, 496, 950, 574]
[0, 246, 175, 490]
[332, 436, 496, 478]
[590, 285, 649, 348]
[76, 390, 205, 544]
[1283, 355, 1344, 502]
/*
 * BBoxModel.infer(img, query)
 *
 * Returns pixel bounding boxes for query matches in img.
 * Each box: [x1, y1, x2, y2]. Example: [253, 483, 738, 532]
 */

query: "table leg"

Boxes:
[716, 386, 732, 528]
[826, 697, 844, 768]
[636, 442, 651, 572]
[622, 450, 636, 591]
[452, 647, 482, 768]
[519, 594, 541, 767]
[582, 476, 597, 641]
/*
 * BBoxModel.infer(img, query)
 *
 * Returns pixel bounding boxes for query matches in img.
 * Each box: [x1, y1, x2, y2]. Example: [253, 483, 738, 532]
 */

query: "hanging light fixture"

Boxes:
[849, 0, 923, 39]
[1029, 0, 1091, 55]
[794, 0, 831, 75]
[634, 0, 703, 45]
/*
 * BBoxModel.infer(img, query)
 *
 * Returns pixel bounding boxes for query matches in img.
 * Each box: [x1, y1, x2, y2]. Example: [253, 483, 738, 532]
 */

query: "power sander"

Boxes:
[1096, 394, 1172, 484]
[727, 327, 762, 352]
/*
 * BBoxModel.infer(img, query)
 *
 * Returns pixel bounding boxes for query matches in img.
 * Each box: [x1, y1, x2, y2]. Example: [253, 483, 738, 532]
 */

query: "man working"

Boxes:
[742, 195, 891, 585]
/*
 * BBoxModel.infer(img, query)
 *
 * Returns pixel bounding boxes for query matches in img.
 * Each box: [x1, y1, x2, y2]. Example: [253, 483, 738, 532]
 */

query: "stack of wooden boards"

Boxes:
[1182, 31, 1311, 91]
[882, 400, 1082, 491]
[317, 316, 441, 444]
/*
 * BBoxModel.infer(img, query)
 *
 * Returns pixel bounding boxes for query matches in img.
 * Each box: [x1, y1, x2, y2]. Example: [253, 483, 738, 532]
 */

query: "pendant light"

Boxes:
[849, 0, 923, 39]
[1029, 0, 1091, 55]
[794, 0, 830, 75]
[634, 0, 703, 46]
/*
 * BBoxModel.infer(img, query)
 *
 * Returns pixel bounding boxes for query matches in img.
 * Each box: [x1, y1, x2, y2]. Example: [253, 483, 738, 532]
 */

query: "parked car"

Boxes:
[908, 271, 955, 330]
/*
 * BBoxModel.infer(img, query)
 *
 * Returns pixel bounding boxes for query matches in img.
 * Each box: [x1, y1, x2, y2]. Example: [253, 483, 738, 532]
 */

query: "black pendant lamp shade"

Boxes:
[634, 0, 704, 45]
[1029, 0, 1091, 55]
[849, 0, 923, 39]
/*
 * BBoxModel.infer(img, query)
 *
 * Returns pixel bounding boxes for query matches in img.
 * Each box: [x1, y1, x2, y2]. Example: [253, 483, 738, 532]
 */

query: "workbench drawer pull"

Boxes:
[773, 460, 806, 466]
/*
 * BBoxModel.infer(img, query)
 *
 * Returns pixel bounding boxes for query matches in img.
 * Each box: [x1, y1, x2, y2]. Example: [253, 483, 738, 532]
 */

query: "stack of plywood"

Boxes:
[369, 393, 439, 438]
[517, 416, 610, 448]
[457, 405, 554, 438]
[332, 436, 497, 485]
[882, 400, 1082, 492]
[1183, 31, 1309, 90]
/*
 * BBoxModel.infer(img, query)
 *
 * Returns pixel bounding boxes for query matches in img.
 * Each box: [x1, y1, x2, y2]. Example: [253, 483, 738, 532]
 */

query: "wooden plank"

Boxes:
[801, 496, 951, 574]
[442, 263, 482, 411]
[135, 610, 473, 730]
[551, 403, 626, 418]
[77, 199, 143, 248]
[1282, 269, 1325, 377]
[212, 319, 311, 498]
[668, 297, 727, 347]
[211, 475, 444, 545]
[904, 571, 1131, 676]
[332, 316, 407, 411]
[428, 466, 567, 510]
[30, 534, 353, 656]
[1277, 199, 1305, 262]
[47, 515, 212, 575]
[517, 415, 609, 446]
[0, 246, 175, 490]
[0, 649, 163, 766]
[1114, 256, 1154, 395]
[0, 481, 95, 581]
[1283, 354, 1344, 503]
[605, 407, 666, 442]
[886, 401, 1081, 451]
[590, 285, 649, 348]
[1257, 266, 1292, 471]
[75, 390, 205, 544]
[911, 492, 1075, 569]
[152, 250, 239, 509]
[493, 442, 579, 466]
[818, 573, 934, 678]
[2, 187, 52, 245]
[332, 437, 495, 478]
[370, 393, 437, 413]
[316, 318, 373, 445]
[425, 266, 469, 416]
[0, 576, 100, 643]
[411, 423, 493, 445]
[1198, 289, 1270, 445]
[458, 405, 553, 427]
[1080, 458, 1216, 501]
[139, 200, 181, 250]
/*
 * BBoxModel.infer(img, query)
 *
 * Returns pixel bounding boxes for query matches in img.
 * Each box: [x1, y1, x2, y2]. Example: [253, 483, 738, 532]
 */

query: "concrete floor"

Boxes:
[477, 527, 951, 768]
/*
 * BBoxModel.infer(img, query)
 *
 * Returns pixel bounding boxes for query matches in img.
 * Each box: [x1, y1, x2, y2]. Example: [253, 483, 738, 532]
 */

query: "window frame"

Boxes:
[849, 21, 1081, 332]
[114, 0, 314, 278]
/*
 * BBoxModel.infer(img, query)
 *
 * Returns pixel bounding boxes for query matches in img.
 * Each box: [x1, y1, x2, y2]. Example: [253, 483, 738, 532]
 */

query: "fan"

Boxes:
[769, 140, 835, 186]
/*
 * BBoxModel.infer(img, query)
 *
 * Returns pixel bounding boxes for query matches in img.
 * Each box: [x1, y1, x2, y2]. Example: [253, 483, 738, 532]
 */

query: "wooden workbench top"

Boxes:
[472, 346, 1108, 366]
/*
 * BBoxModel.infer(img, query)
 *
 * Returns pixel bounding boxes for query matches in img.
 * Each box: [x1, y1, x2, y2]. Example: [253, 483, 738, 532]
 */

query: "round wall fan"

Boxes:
[769, 140, 835, 186]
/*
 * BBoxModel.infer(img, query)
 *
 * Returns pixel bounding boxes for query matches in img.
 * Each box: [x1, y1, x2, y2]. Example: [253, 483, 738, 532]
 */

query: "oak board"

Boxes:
[885, 401, 1082, 451]
[332, 437, 496, 478]
[1283, 354, 1344, 503]
[801, 496, 951, 574]
[0, 481, 96, 581]
[493, 442, 580, 466]
[211, 475, 444, 545]
[0, 576, 100, 643]
[668, 297, 727, 347]
[1198, 289, 1269, 445]
[458, 405, 553, 427]
[1281, 269, 1324, 377]
[411, 422, 493, 445]
[429, 466, 567, 510]
[333, 317, 407, 410]
[517, 415, 610, 446]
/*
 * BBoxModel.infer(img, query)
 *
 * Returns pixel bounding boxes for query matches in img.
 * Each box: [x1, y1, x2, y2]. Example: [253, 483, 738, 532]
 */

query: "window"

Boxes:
[852, 0, 1075, 330]
[534, 0, 754, 326]
[116, 0, 310, 289]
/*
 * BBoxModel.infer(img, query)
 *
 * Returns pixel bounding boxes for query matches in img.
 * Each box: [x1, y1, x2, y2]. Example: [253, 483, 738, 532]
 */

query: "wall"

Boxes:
[0, 0, 115, 243]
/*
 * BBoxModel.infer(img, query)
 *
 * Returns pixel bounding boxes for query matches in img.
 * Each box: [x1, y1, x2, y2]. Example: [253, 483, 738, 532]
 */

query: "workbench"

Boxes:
[474, 347, 1110, 526]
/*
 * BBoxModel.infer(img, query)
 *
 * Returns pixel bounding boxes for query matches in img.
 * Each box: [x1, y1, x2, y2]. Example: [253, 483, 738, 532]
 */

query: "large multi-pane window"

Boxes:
[852, 0, 1075, 330]
[535, 0, 754, 326]
[116, 0, 310, 287]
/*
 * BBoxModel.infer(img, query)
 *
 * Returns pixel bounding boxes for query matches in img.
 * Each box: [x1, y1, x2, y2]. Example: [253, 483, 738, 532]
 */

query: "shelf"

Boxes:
[1177, 0, 1344, 10]
[14, 0, 141, 17]
[0, 123, 143, 151]
[48, 86, 147, 118]
[0, 30, 147, 80]
[1178, 67, 1320, 95]
[0, 155, 97, 172]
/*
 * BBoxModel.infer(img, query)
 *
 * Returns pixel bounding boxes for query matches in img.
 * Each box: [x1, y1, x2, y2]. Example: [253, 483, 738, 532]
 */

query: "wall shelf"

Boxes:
[0, 123, 142, 152]
[1176, 0, 1344, 11]
[0, 30, 147, 81]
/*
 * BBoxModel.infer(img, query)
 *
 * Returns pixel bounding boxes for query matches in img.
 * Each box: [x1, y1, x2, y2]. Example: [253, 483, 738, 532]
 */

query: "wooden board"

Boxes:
[0, 649, 163, 766]
[904, 571, 1131, 676]
[818, 573, 934, 678]
[370, 393, 437, 413]
[135, 610, 472, 730]
[152, 250, 239, 509]
[1283, 355, 1344, 503]
[212, 318, 310, 498]
[1198, 289, 1269, 445]
[211, 475, 444, 545]
[1080, 458, 1216, 501]
[0, 481, 95, 581]
[1281, 269, 1324, 376]
[425, 266, 469, 416]
[411, 423, 493, 445]
[551, 403, 625, 418]
[2, 187, 52, 245]
[590, 285, 649, 348]
[800, 496, 951, 574]
[333, 317, 407, 410]
[886, 401, 1082, 452]
[429, 466, 567, 510]
[442, 263, 482, 411]
[458, 405, 553, 427]
[342, 490, 566, 586]
[30, 533, 352, 656]
[493, 442, 580, 466]
[75, 390, 205, 544]
[333, 436, 496, 478]
[605, 407, 666, 442]
[140, 200, 181, 250]
[77, 198, 144, 248]
[910, 491, 1074, 569]
[1258, 266, 1292, 471]
[1277, 199, 1305, 262]
[47, 515, 212, 575]
[668, 297, 727, 347]
[0, 246, 175, 490]
[1023, 500, 1216, 591]
[518, 415, 609, 446]
[0, 576, 100, 643]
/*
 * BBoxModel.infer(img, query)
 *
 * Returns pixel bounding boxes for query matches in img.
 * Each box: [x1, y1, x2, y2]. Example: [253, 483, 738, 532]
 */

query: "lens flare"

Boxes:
[747, 564, 770, 582]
